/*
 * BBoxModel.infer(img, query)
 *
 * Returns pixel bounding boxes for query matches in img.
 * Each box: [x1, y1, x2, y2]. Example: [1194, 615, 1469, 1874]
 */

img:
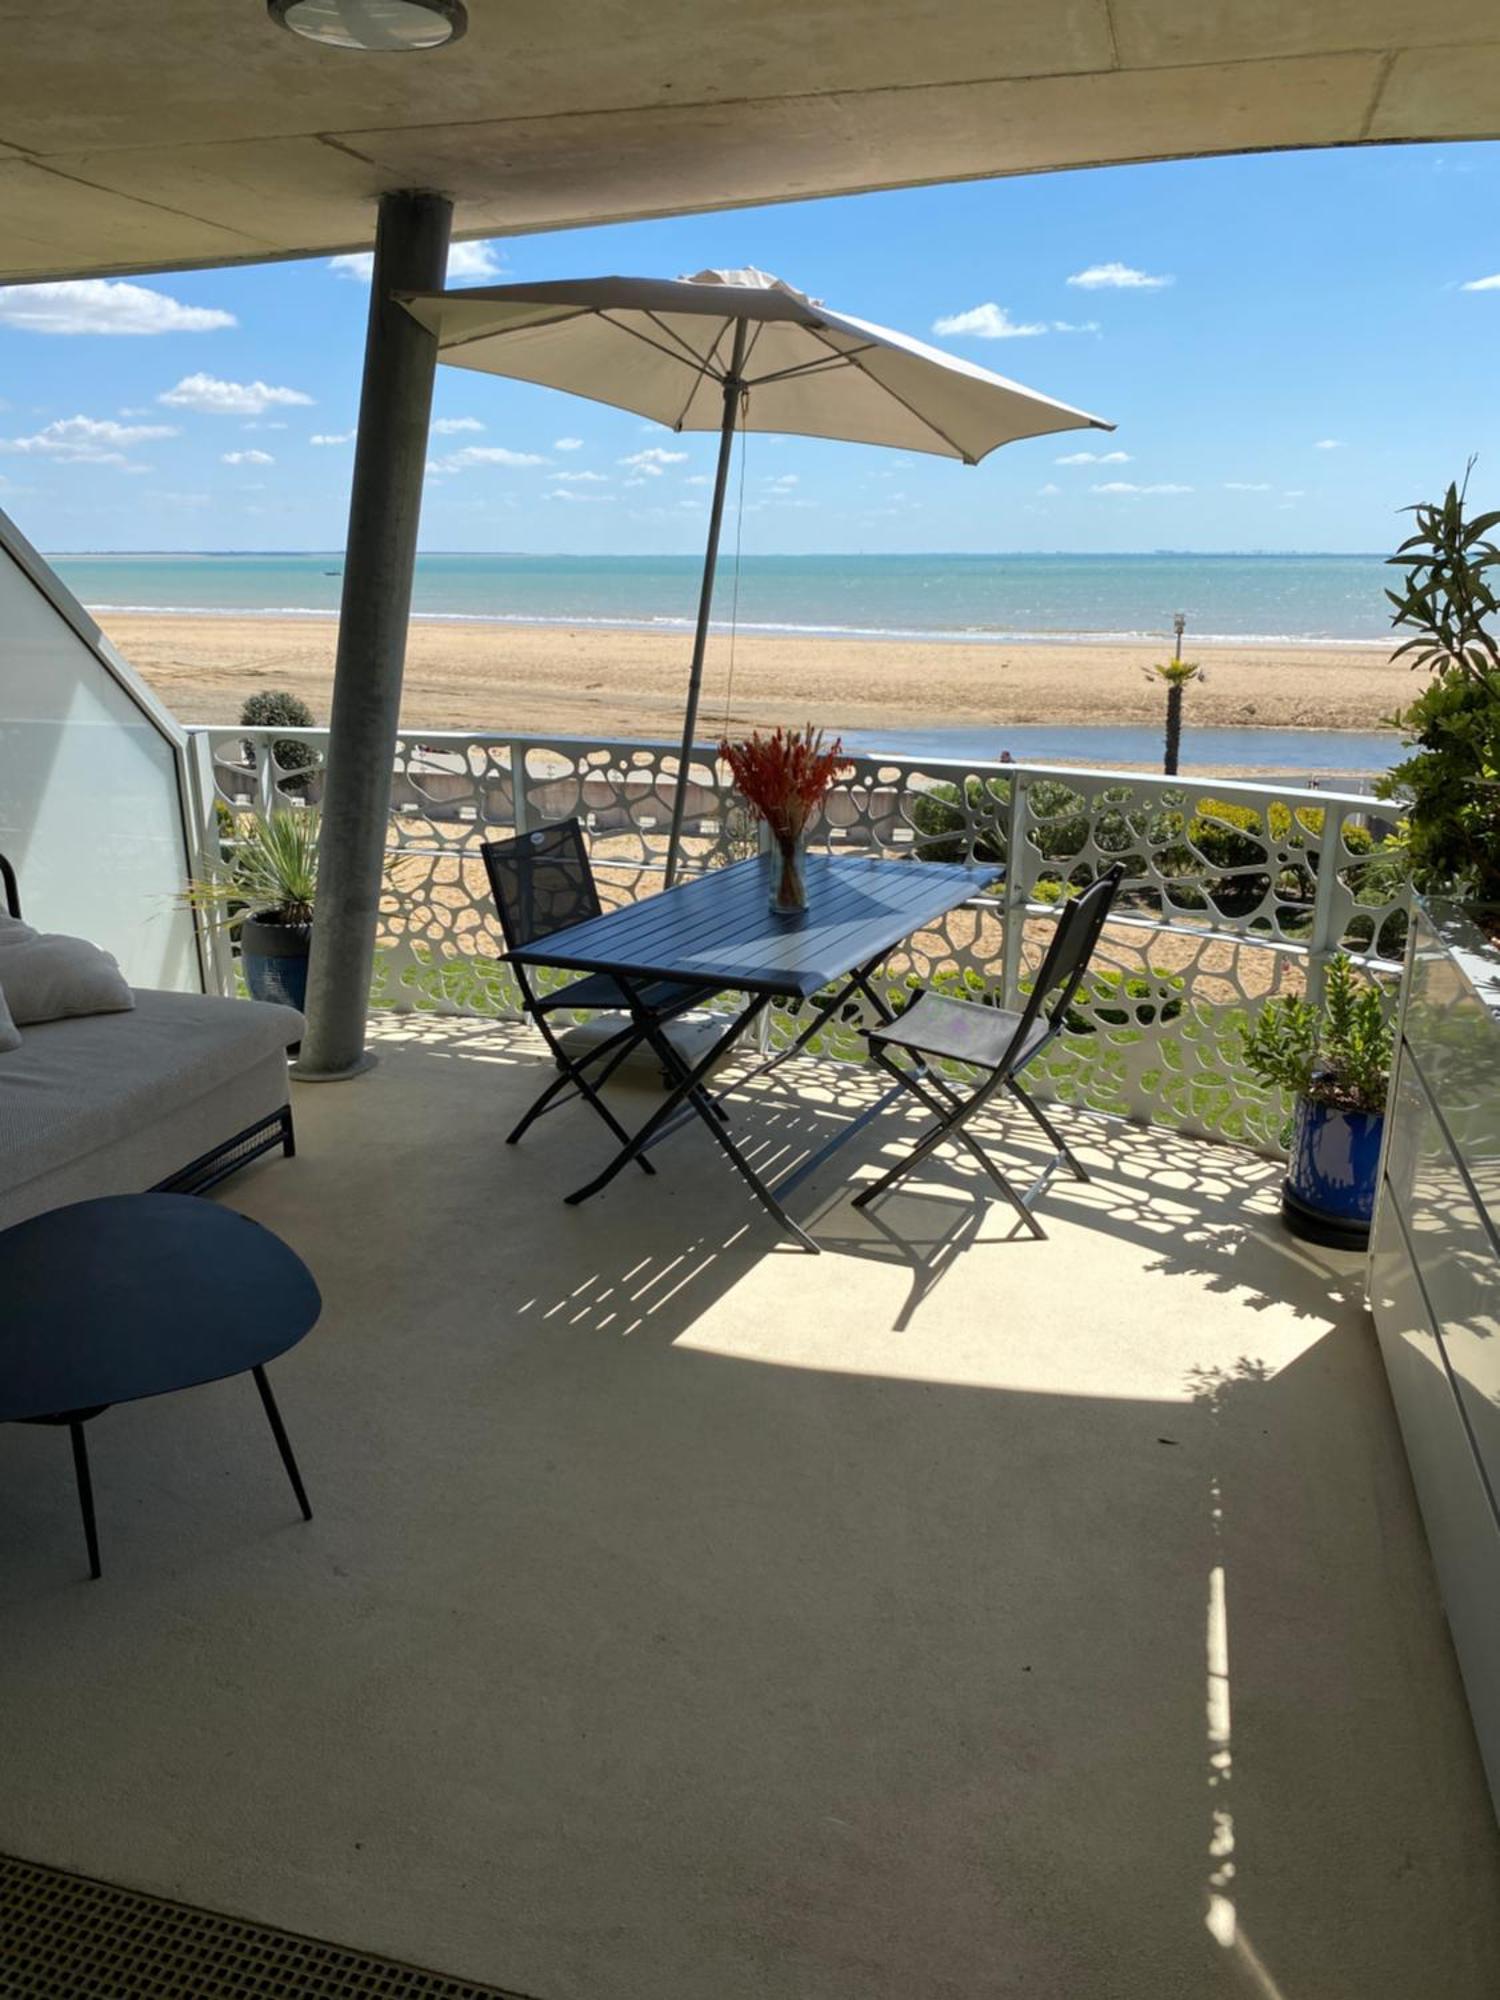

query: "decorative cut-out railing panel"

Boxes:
[194, 726, 1407, 1153]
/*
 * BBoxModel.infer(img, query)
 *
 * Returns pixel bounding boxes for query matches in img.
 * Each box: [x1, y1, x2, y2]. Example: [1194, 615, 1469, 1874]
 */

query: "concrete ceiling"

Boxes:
[0, 1, 1497, 281]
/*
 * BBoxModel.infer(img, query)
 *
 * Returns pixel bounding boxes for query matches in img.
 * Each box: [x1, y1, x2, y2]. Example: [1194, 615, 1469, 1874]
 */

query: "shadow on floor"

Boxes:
[2, 1018, 1493, 2000]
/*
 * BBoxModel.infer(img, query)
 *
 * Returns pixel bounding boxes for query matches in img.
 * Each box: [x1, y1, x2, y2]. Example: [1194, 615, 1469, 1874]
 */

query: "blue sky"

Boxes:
[1, 140, 1496, 557]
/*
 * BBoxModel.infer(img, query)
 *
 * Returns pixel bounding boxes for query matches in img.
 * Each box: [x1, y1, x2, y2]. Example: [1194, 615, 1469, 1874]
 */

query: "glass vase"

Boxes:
[770, 833, 808, 915]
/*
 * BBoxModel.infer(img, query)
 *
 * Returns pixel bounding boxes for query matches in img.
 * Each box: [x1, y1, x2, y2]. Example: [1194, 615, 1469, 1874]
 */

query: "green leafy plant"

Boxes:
[1384, 464, 1500, 686]
[909, 776, 1010, 863]
[1237, 955, 1392, 1115]
[1377, 466, 1500, 908]
[241, 690, 320, 787]
[186, 809, 320, 930]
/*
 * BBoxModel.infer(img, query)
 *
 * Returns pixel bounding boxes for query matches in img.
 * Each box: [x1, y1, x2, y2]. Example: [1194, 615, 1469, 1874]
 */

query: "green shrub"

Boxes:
[1375, 467, 1500, 905]
[241, 690, 320, 784]
[910, 777, 1008, 863]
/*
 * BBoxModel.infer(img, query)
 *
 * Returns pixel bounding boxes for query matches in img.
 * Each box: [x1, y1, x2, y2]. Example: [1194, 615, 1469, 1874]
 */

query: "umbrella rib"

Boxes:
[744, 345, 877, 389]
[639, 308, 733, 377]
[423, 305, 589, 356]
[595, 308, 724, 381]
[665, 314, 737, 430]
[797, 321, 976, 461]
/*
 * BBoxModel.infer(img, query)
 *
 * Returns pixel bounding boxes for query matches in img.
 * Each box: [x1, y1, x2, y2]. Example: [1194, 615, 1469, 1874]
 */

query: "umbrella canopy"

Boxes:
[402, 268, 1114, 880]
[402, 267, 1112, 463]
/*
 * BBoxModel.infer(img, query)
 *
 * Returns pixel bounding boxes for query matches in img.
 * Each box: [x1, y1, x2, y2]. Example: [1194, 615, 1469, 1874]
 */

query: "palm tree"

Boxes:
[1144, 617, 1203, 775]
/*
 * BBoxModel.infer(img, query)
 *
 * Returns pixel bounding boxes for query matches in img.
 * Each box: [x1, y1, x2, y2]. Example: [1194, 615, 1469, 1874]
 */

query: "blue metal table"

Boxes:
[507, 851, 997, 1249]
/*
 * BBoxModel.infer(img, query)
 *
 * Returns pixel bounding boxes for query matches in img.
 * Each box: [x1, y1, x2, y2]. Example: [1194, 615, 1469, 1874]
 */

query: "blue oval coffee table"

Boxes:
[0, 1193, 321, 1579]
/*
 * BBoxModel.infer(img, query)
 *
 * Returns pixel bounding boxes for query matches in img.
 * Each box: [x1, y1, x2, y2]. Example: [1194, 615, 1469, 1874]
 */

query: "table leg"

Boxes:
[730, 957, 899, 1094]
[68, 1420, 101, 1581]
[253, 1366, 313, 1522]
[564, 995, 768, 1206]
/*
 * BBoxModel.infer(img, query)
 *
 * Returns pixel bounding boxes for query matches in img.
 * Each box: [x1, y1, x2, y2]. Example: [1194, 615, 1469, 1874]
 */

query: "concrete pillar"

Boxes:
[296, 189, 452, 1079]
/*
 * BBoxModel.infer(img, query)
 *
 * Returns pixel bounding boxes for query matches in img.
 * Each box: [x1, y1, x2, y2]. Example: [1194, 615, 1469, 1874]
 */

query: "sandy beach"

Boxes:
[98, 610, 1406, 749]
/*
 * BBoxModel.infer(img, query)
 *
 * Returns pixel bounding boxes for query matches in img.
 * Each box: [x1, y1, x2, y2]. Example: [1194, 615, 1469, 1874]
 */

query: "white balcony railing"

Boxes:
[191, 726, 1410, 1156]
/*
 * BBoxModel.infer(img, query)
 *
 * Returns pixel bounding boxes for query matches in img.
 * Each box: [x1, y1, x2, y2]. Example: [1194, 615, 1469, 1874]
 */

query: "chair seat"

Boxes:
[533, 971, 712, 1018]
[868, 990, 1049, 1071]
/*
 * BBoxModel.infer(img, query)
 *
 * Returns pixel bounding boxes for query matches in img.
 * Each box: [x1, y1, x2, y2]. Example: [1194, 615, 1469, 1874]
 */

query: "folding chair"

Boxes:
[481, 821, 717, 1169]
[853, 864, 1125, 1235]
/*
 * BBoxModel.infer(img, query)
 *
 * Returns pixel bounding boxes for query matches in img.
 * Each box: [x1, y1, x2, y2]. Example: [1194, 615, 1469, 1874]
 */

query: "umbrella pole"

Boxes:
[664, 317, 749, 888]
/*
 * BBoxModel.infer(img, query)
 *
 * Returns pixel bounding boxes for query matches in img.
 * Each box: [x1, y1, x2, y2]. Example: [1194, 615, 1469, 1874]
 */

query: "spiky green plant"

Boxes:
[1237, 955, 1392, 1116]
[185, 809, 319, 930]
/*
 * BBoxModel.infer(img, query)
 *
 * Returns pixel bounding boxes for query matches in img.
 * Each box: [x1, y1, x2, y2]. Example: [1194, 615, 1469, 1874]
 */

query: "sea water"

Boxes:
[49, 549, 1395, 647]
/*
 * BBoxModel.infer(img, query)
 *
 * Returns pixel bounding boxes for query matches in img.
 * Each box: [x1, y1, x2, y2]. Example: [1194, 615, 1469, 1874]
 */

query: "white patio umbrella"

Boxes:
[401, 269, 1114, 881]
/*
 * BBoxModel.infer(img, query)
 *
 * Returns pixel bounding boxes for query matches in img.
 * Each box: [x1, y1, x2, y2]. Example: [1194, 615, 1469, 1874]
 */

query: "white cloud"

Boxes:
[546, 487, 614, 504]
[0, 279, 235, 336]
[310, 430, 355, 446]
[1055, 449, 1131, 465]
[684, 475, 709, 487]
[619, 446, 689, 476]
[554, 436, 584, 451]
[431, 416, 484, 435]
[551, 469, 608, 483]
[221, 448, 274, 466]
[330, 239, 505, 284]
[1283, 488, 1305, 499]
[446, 241, 505, 281]
[1459, 272, 1500, 291]
[932, 302, 1047, 339]
[1049, 319, 1101, 334]
[1038, 483, 1062, 496]
[426, 444, 547, 474]
[1314, 438, 1344, 450]
[768, 473, 799, 488]
[0, 414, 176, 464]
[622, 476, 648, 488]
[160, 373, 313, 416]
[1091, 480, 1193, 495]
[1067, 262, 1173, 291]
[1224, 481, 1273, 492]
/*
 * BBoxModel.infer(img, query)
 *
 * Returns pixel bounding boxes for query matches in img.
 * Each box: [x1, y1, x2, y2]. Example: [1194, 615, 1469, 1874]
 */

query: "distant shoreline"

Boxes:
[78, 601, 1390, 651]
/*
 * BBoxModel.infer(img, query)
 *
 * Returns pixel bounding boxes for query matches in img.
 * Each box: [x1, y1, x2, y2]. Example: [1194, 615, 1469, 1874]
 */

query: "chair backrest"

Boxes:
[481, 819, 601, 955]
[1015, 863, 1125, 1042]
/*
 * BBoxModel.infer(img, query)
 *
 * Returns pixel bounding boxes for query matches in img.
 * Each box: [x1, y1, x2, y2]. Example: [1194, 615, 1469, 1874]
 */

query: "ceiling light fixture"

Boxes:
[268, 0, 467, 51]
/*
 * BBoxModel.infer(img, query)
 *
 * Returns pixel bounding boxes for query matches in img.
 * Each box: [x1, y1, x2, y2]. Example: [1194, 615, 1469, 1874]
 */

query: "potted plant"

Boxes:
[1237, 954, 1394, 1248]
[719, 725, 849, 914]
[187, 808, 319, 1010]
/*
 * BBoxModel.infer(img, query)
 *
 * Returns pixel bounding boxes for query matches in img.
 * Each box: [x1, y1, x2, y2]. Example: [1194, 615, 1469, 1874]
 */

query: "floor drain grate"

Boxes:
[0, 1852, 534, 1999]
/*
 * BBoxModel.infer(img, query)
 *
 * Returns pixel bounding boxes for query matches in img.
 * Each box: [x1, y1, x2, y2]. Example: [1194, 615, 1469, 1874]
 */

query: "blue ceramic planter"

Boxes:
[1282, 1094, 1383, 1249]
[240, 916, 311, 1013]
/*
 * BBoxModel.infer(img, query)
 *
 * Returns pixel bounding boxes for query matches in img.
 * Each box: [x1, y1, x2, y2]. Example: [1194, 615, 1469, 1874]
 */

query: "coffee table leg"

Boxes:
[252, 1366, 312, 1522]
[68, 1420, 101, 1581]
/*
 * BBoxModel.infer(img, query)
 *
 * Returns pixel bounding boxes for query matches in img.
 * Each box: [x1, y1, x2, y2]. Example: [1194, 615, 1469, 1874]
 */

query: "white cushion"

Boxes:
[0, 976, 18, 1054]
[0, 931, 134, 1026]
[0, 913, 37, 947]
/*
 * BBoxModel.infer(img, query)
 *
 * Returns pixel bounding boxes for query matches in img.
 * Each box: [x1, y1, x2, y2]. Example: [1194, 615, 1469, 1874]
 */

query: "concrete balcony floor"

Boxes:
[1, 1015, 1497, 1998]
